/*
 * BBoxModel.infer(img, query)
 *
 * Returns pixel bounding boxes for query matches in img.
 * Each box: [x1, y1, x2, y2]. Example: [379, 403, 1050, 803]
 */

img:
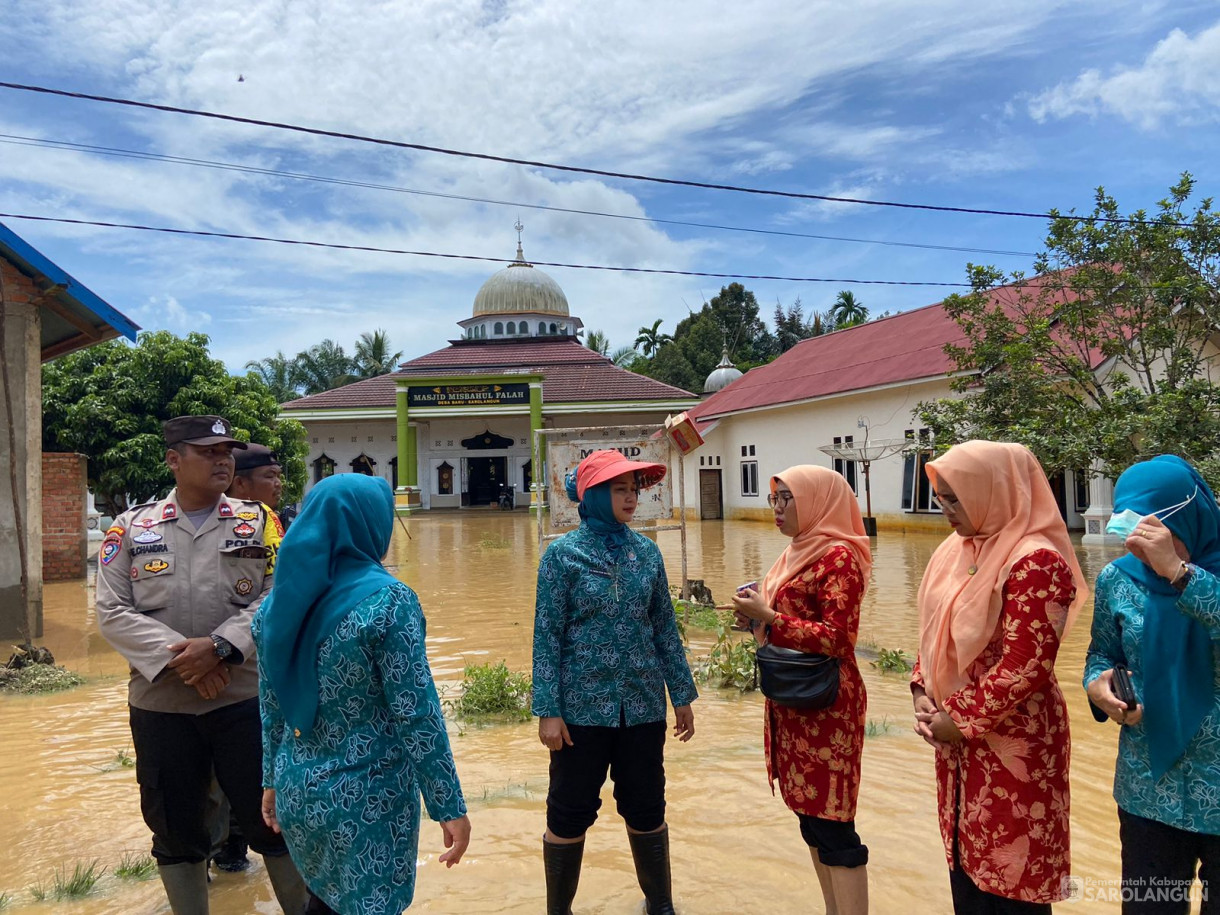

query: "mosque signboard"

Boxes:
[407, 383, 530, 408]
[545, 428, 673, 529]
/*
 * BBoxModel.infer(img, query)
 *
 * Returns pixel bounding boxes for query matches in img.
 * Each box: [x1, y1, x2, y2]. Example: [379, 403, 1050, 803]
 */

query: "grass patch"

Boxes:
[0, 890, 10, 909]
[115, 851, 156, 880]
[0, 664, 84, 694]
[478, 534, 511, 550]
[869, 648, 913, 674]
[865, 716, 895, 738]
[30, 861, 105, 900]
[446, 661, 532, 722]
[694, 623, 758, 692]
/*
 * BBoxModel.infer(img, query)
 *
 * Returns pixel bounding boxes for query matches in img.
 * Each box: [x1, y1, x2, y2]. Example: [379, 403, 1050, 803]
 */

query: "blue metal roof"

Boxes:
[0, 220, 139, 360]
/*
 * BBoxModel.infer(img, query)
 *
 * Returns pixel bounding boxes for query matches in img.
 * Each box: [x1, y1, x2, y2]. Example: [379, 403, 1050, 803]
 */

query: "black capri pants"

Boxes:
[546, 717, 667, 838]
[130, 697, 290, 864]
[798, 814, 869, 868]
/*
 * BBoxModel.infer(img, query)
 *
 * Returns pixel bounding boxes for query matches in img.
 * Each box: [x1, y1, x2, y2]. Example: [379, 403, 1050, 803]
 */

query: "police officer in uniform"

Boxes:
[96, 415, 308, 915]
[210, 442, 285, 873]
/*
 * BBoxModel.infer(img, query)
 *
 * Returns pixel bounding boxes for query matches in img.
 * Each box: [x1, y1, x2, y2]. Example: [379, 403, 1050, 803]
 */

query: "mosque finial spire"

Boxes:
[514, 218, 525, 262]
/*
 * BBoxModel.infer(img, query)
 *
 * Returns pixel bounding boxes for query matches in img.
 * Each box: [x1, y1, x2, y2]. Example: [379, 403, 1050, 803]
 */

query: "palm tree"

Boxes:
[829, 290, 869, 329]
[354, 329, 403, 379]
[295, 340, 357, 394]
[634, 319, 673, 358]
[245, 351, 300, 403]
[610, 344, 639, 369]
[585, 329, 611, 357]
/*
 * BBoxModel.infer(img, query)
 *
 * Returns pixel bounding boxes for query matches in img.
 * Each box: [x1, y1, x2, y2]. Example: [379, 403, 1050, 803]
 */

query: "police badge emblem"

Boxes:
[236, 511, 258, 521]
[144, 559, 170, 574]
[232, 521, 256, 538]
[235, 578, 253, 596]
[212, 419, 227, 434]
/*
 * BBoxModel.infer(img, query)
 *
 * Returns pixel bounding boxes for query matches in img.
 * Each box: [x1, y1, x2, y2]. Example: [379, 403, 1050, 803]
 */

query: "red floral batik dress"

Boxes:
[912, 549, 1075, 904]
[764, 545, 866, 821]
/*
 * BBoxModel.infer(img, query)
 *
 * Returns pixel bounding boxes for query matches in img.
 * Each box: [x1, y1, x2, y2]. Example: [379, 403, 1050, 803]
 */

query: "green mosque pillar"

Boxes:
[395, 387, 419, 513]
[529, 381, 545, 514]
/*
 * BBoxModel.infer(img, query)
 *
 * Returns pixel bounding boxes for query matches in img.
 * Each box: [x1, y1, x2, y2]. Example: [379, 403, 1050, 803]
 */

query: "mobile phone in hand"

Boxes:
[1112, 664, 1138, 708]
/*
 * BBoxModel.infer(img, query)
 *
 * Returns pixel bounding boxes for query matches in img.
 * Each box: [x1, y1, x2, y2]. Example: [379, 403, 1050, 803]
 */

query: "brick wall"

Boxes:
[42, 452, 87, 582]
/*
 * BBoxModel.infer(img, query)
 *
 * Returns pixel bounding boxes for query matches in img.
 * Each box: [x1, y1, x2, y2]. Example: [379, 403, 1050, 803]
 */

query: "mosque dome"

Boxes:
[703, 348, 743, 394]
[472, 243, 570, 318]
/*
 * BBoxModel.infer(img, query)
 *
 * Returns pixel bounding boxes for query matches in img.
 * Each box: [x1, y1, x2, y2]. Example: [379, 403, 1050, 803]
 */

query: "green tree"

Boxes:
[295, 339, 357, 394]
[918, 174, 1220, 487]
[634, 319, 673, 358]
[42, 331, 309, 515]
[584, 329, 611, 356]
[828, 290, 868, 328]
[245, 350, 300, 403]
[773, 297, 827, 353]
[353, 329, 403, 379]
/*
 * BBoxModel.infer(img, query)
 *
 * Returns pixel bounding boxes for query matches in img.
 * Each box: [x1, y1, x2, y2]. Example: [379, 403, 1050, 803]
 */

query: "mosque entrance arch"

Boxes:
[465, 456, 506, 506]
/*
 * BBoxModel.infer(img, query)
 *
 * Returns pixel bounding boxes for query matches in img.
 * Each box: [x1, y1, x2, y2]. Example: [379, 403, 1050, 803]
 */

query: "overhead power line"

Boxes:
[0, 81, 1185, 228]
[0, 133, 1035, 258]
[0, 212, 973, 287]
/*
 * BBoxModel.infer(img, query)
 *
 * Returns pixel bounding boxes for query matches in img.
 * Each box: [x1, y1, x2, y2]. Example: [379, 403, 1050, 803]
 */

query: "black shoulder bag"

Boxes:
[755, 643, 840, 709]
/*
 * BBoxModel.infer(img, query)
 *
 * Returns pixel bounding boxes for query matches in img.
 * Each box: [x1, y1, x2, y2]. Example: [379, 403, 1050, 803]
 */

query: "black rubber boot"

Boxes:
[543, 837, 584, 915]
[629, 826, 676, 915]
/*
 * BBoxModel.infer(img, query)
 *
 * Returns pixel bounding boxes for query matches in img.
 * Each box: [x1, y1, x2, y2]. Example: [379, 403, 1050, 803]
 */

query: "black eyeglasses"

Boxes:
[766, 492, 794, 508]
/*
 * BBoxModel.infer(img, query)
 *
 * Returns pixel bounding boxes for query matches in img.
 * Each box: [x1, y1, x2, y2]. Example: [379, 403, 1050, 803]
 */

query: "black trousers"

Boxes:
[129, 697, 289, 864]
[949, 866, 1051, 915]
[546, 717, 667, 838]
[1119, 807, 1220, 914]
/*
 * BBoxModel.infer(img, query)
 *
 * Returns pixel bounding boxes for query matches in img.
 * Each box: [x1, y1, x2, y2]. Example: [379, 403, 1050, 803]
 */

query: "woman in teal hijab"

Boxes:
[254, 474, 470, 915]
[1084, 454, 1220, 910]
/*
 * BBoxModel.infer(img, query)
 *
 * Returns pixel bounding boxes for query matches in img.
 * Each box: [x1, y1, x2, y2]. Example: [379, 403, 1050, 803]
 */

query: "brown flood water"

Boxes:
[0, 516, 1155, 913]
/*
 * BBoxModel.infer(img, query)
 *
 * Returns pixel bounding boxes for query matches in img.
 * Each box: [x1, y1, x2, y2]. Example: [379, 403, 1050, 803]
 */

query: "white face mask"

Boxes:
[1105, 486, 1199, 539]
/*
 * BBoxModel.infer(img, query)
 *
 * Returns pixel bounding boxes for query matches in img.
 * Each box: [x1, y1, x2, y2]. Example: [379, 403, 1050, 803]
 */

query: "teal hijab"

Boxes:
[257, 474, 398, 735]
[1112, 455, 1220, 780]
[566, 469, 632, 555]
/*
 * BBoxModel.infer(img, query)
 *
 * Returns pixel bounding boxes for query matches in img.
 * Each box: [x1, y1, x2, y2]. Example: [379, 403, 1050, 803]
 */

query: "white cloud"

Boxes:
[1028, 20, 1220, 128]
[133, 294, 210, 333]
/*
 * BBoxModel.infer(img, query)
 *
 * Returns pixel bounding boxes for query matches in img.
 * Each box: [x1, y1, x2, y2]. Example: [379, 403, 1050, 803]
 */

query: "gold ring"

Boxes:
[1139, 530, 1148, 539]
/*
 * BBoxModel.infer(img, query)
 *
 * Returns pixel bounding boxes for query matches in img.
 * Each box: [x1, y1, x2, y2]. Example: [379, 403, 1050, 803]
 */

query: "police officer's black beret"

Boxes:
[162, 415, 248, 449]
[235, 443, 280, 472]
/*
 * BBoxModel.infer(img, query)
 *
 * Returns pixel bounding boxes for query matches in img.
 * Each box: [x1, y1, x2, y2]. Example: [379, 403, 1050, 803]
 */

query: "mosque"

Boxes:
[281, 237, 699, 511]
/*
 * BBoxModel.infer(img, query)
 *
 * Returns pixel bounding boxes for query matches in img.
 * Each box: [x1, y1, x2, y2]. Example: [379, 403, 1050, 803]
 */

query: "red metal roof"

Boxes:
[692, 271, 1109, 421]
[282, 338, 695, 410]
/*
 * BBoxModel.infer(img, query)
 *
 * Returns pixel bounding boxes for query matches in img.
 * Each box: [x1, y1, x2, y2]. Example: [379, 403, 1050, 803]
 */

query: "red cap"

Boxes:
[575, 450, 666, 500]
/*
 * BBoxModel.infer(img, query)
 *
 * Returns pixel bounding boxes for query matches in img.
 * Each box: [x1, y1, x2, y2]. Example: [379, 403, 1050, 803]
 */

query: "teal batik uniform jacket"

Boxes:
[255, 583, 466, 915]
[1084, 562, 1220, 834]
[532, 524, 698, 726]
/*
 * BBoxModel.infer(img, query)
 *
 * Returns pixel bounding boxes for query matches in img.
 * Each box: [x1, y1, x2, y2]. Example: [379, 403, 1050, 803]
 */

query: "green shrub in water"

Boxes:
[0, 664, 84, 694]
[865, 716, 895, 738]
[695, 623, 758, 692]
[870, 648, 912, 674]
[0, 890, 11, 909]
[447, 661, 533, 721]
[115, 851, 157, 880]
[673, 599, 723, 632]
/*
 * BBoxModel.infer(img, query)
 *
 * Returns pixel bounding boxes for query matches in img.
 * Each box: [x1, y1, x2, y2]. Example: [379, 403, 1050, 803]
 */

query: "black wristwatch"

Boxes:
[211, 635, 234, 661]
[1173, 563, 1197, 593]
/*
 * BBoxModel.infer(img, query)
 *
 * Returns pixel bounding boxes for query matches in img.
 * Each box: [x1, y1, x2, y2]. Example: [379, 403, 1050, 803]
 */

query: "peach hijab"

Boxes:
[760, 465, 873, 606]
[916, 441, 1087, 703]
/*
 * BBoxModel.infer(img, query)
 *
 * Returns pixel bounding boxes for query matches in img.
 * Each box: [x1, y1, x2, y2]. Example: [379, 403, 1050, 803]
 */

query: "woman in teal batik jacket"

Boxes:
[254, 474, 470, 915]
[533, 449, 697, 915]
[1084, 455, 1220, 913]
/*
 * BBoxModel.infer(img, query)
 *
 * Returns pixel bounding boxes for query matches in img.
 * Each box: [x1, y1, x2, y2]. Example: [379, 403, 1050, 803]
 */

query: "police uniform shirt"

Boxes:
[95, 489, 276, 715]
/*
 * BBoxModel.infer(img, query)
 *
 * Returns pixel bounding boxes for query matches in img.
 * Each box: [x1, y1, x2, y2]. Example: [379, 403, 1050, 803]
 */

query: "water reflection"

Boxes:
[0, 516, 1137, 913]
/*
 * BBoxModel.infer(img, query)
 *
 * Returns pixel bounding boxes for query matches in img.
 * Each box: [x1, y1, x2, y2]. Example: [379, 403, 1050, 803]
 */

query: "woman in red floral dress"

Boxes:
[912, 441, 1088, 913]
[733, 465, 872, 915]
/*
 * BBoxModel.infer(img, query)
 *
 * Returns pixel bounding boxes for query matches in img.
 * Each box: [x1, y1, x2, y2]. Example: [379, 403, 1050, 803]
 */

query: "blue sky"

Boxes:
[2, 0, 1219, 373]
